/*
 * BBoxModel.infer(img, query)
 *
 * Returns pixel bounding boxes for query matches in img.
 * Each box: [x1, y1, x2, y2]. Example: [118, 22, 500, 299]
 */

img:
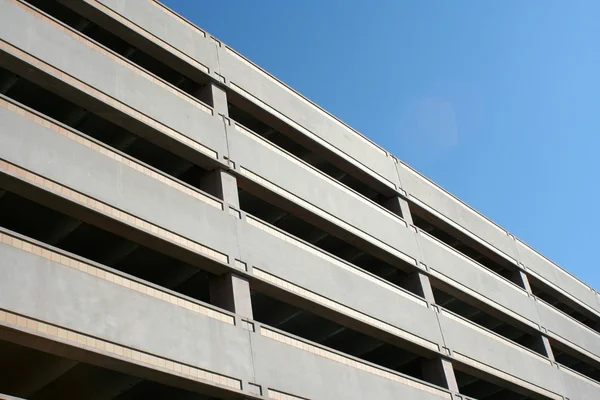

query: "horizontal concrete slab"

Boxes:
[77, 0, 402, 194]
[237, 215, 443, 352]
[438, 310, 564, 400]
[516, 239, 600, 316]
[397, 162, 518, 263]
[0, 235, 254, 386]
[0, 230, 455, 400]
[417, 231, 540, 329]
[560, 366, 600, 400]
[219, 48, 400, 191]
[252, 325, 452, 400]
[229, 124, 420, 267]
[0, 101, 237, 264]
[0, 101, 438, 357]
[537, 299, 600, 364]
[95, 0, 219, 76]
[0, 0, 227, 162]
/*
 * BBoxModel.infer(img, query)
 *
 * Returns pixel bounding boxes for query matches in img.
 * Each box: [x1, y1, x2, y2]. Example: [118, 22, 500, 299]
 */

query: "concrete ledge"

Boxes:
[0, 0, 228, 162]
[417, 231, 540, 328]
[516, 239, 600, 316]
[253, 325, 452, 400]
[220, 59, 400, 191]
[0, 236, 254, 388]
[397, 162, 517, 263]
[238, 215, 443, 353]
[80, 0, 399, 192]
[537, 299, 600, 364]
[559, 365, 600, 400]
[96, 0, 219, 76]
[0, 233, 455, 400]
[0, 101, 238, 268]
[31, 0, 599, 334]
[438, 310, 565, 400]
[229, 123, 420, 267]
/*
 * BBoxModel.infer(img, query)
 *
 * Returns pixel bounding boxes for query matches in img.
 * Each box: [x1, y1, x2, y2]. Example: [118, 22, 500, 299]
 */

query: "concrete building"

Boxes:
[0, 0, 598, 399]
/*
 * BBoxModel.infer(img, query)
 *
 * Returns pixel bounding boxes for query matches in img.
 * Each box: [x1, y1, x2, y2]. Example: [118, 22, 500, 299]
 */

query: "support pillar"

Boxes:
[422, 357, 459, 392]
[511, 269, 556, 360]
[196, 82, 228, 117]
[199, 169, 239, 208]
[401, 271, 436, 304]
[510, 269, 532, 293]
[200, 169, 253, 318]
[539, 335, 555, 361]
[384, 195, 414, 224]
[210, 273, 253, 318]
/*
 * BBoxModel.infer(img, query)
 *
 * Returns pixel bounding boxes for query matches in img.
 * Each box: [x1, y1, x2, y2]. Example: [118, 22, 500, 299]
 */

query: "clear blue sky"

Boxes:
[163, 0, 600, 290]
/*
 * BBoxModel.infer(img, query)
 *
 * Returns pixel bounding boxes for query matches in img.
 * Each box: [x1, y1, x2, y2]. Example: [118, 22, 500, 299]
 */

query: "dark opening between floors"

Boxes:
[227, 99, 405, 218]
[238, 188, 424, 298]
[528, 275, 600, 335]
[454, 369, 538, 400]
[0, 67, 221, 195]
[410, 203, 522, 287]
[0, 339, 224, 400]
[0, 191, 215, 307]
[549, 338, 600, 383]
[251, 291, 444, 388]
[432, 285, 548, 357]
[21, 0, 215, 106]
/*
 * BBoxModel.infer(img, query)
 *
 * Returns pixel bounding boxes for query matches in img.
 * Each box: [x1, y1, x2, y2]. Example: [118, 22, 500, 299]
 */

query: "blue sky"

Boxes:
[163, 0, 600, 290]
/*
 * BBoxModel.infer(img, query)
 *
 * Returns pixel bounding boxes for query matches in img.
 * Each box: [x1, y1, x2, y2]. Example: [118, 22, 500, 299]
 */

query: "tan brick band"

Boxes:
[260, 327, 451, 399]
[0, 307, 241, 391]
[0, 230, 234, 326]
[0, 160, 229, 265]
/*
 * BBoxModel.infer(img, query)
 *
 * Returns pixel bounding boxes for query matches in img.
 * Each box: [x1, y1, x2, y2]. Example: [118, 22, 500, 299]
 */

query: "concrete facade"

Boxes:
[0, 1, 598, 399]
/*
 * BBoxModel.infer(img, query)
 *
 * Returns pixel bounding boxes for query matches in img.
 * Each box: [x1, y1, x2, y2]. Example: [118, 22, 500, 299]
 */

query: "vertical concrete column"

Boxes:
[422, 357, 459, 392]
[401, 271, 436, 304]
[196, 82, 228, 117]
[510, 269, 533, 293]
[199, 169, 239, 208]
[512, 269, 556, 360]
[210, 273, 253, 318]
[539, 336, 555, 361]
[200, 169, 253, 318]
[384, 195, 414, 224]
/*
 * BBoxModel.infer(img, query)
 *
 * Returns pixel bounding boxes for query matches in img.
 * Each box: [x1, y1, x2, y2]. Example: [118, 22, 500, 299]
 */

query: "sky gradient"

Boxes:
[164, 0, 600, 290]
